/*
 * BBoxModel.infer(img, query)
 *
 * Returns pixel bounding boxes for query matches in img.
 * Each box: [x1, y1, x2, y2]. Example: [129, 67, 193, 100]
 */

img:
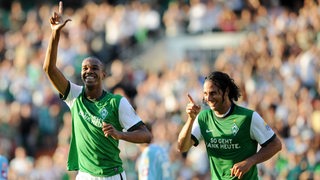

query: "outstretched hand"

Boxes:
[49, 1, 71, 31]
[186, 94, 201, 119]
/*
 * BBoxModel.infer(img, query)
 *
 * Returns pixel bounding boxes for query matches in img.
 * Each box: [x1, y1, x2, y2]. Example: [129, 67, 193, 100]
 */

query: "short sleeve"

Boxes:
[191, 116, 202, 146]
[250, 112, 275, 145]
[62, 81, 82, 108]
[118, 97, 142, 130]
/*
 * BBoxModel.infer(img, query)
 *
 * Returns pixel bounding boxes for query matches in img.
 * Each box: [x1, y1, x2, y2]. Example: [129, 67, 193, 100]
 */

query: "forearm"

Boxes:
[43, 30, 69, 94]
[119, 129, 152, 144]
[177, 117, 195, 152]
[230, 136, 282, 179]
[247, 137, 282, 165]
[43, 30, 60, 72]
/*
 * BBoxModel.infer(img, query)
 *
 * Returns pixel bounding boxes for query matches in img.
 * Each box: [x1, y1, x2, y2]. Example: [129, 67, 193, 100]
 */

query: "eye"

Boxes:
[203, 91, 208, 96]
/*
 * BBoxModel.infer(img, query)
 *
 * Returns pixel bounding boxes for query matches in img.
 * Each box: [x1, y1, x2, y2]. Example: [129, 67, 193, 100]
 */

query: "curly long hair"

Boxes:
[204, 71, 241, 102]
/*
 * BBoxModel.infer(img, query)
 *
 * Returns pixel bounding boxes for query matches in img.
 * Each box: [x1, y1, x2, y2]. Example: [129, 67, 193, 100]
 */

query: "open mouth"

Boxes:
[207, 101, 217, 109]
[84, 75, 96, 83]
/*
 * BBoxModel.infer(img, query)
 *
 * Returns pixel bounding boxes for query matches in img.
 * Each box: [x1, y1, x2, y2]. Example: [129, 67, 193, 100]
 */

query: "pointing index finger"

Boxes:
[59, 1, 63, 14]
[187, 94, 195, 104]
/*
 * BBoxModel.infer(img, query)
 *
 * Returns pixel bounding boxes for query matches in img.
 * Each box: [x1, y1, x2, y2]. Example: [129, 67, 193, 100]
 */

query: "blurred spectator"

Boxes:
[137, 3, 161, 40]
[17, 103, 38, 157]
[203, 0, 223, 32]
[29, 155, 63, 180]
[0, 155, 8, 180]
[8, 147, 34, 179]
[162, 2, 185, 36]
[217, 4, 239, 31]
[136, 122, 173, 180]
[187, 0, 206, 34]
[9, 1, 26, 32]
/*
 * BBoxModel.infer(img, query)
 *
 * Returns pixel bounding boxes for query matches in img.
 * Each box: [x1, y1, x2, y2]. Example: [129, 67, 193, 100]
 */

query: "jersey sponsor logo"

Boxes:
[79, 111, 104, 127]
[206, 138, 241, 150]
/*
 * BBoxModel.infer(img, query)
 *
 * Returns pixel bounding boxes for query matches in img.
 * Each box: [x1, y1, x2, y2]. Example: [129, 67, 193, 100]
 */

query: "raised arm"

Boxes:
[43, 1, 71, 96]
[177, 94, 201, 152]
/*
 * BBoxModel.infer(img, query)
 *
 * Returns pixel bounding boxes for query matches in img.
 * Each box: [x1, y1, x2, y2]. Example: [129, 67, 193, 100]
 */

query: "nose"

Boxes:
[203, 94, 209, 102]
[205, 94, 214, 102]
[85, 67, 95, 73]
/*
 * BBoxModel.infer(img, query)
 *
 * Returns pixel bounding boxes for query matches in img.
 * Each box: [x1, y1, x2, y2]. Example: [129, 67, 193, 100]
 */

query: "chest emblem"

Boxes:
[100, 108, 108, 119]
[232, 123, 239, 136]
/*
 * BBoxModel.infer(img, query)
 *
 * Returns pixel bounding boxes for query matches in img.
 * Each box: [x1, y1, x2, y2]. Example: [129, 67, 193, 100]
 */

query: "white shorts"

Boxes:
[76, 171, 127, 180]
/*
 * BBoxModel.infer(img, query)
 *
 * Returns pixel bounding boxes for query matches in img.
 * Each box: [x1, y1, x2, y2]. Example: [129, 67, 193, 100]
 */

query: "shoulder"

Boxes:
[105, 92, 123, 105]
[198, 108, 213, 119]
[61, 81, 83, 106]
[199, 108, 212, 116]
[111, 93, 123, 99]
[106, 92, 123, 99]
[233, 104, 254, 115]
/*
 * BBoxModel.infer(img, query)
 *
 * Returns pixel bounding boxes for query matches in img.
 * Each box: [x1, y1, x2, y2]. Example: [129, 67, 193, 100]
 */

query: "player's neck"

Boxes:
[215, 100, 232, 118]
[85, 89, 105, 101]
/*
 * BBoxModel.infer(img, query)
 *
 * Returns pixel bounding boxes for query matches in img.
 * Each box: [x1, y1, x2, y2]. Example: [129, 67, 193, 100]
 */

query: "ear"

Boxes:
[224, 87, 230, 98]
[225, 87, 230, 94]
[102, 72, 106, 79]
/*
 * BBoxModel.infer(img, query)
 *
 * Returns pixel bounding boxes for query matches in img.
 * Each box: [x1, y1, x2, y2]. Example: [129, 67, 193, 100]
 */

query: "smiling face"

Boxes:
[81, 57, 105, 90]
[203, 80, 231, 115]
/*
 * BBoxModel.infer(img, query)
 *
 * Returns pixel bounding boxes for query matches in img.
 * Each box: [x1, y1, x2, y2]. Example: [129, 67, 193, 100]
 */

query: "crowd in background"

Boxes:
[0, 0, 320, 179]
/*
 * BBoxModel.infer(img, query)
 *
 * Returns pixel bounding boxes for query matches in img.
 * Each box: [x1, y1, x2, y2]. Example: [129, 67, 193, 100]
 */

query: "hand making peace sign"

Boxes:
[49, 1, 71, 31]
